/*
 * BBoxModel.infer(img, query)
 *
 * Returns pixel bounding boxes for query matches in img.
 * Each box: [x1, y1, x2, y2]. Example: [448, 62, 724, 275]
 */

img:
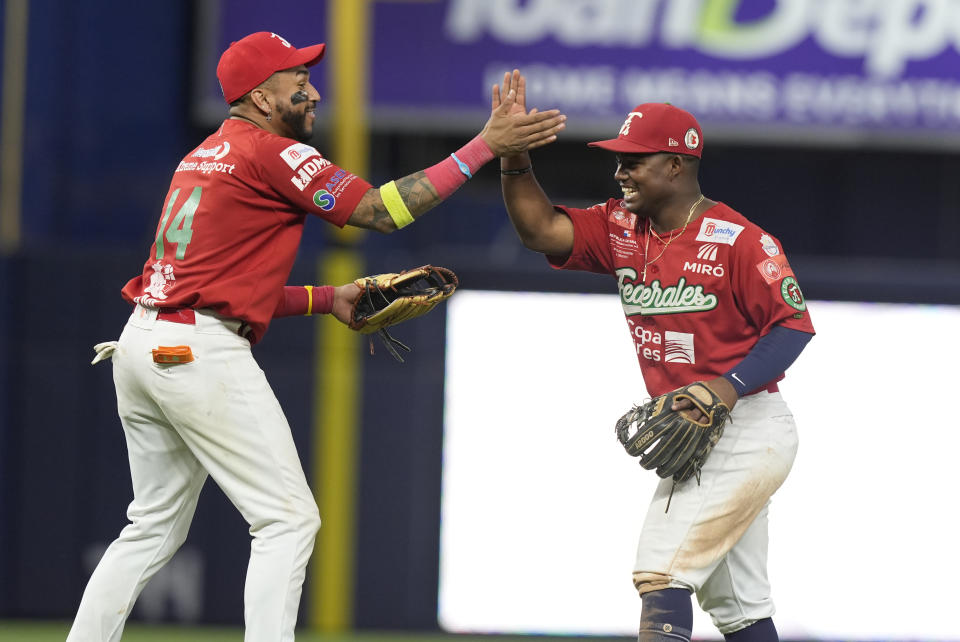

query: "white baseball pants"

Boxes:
[67, 305, 321, 642]
[632, 391, 799, 635]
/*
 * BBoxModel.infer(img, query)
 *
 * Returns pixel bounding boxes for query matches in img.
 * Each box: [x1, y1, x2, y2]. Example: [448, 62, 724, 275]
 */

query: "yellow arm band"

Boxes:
[379, 180, 415, 229]
[305, 285, 314, 316]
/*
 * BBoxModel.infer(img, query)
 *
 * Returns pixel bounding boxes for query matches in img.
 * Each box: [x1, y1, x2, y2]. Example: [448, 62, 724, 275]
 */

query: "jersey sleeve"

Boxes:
[260, 140, 372, 227]
[546, 200, 619, 274]
[730, 226, 815, 337]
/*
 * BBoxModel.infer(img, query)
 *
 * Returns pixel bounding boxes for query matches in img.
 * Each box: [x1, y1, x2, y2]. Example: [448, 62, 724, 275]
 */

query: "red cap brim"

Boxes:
[587, 137, 664, 154]
[286, 42, 326, 69]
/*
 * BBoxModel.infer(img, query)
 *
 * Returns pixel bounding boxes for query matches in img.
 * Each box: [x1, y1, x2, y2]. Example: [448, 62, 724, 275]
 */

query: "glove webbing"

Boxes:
[359, 282, 413, 363]
[663, 414, 733, 514]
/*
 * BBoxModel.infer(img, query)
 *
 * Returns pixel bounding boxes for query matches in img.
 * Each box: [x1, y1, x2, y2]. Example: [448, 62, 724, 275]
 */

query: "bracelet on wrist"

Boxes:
[500, 166, 532, 175]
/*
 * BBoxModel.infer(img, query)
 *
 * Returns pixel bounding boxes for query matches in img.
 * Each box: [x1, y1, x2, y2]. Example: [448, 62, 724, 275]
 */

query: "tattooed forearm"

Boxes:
[393, 171, 441, 216]
[347, 171, 444, 232]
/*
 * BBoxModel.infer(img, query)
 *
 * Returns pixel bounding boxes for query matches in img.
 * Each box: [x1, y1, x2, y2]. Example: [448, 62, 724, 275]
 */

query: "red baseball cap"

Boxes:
[588, 103, 703, 158]
[217, 32, 326, 104]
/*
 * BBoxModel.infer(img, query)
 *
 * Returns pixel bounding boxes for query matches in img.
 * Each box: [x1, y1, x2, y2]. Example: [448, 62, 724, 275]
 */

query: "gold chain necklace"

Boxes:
[641, 194, 705, 282]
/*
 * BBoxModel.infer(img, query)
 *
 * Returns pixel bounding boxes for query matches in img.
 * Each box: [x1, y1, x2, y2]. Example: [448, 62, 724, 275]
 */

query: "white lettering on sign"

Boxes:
[449, 0, 960, 79]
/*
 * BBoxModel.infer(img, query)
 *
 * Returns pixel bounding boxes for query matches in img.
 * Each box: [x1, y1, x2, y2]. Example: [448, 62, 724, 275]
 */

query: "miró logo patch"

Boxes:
[695, 218, 744, 246]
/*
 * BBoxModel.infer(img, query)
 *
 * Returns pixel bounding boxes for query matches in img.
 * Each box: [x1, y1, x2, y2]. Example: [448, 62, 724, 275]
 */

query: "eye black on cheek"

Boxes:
[291, 90, 309, 105]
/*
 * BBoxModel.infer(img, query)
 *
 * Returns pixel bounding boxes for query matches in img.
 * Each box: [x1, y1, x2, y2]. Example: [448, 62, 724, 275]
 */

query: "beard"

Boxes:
[278, 104, 312, 143]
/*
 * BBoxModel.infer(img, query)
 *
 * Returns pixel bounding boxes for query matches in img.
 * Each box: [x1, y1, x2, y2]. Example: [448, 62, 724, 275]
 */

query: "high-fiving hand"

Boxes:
[480, 69, 566, 157]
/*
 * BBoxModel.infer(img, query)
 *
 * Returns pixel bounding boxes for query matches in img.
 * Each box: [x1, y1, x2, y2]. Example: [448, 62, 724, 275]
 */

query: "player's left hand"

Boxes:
[331, 283, 362, 325]
[481, 69, 566, 156]
[670, 376, 738, 420]
[492, 69, 529, 116]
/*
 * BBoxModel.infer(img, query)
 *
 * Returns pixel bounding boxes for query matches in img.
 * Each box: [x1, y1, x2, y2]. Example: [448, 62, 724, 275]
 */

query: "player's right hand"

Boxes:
[480, 69, 566, 157]
[331, 283, 362, 325]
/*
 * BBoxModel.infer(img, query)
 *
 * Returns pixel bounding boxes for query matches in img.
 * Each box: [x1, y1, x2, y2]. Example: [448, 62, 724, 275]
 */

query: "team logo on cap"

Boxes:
[619, 111, 643, 136]
[270, 33, 292, 48]
[684, 128, 700, 150]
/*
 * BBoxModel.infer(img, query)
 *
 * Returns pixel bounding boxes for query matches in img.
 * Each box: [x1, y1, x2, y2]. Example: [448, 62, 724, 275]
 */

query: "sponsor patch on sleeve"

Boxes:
[313, 189, 336, 211]
[279, 143, 322, 169]
[695, 217, 744, 246]
[759, 233, 780, 256]
[780, 276, 806, 311]
[289, 157, 333, 191]
[756, 253, 794, 284]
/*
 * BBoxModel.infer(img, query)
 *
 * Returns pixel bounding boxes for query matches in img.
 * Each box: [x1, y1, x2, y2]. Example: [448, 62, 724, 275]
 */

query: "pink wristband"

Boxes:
[423, 135, 495, 200]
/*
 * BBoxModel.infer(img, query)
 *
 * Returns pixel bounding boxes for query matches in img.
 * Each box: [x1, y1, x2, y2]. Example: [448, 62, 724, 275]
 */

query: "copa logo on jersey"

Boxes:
[695, 218, 744, 246]
[663, 330, 695, 364]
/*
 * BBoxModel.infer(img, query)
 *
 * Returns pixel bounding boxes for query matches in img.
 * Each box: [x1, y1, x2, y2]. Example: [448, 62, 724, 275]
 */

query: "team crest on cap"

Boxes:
[684, 128, 700, 150]
[270, 33, 292, 48]
[619, 111, 643, 136]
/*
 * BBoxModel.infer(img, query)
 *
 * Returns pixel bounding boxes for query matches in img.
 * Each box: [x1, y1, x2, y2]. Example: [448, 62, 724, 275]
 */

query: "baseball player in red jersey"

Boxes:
[496, 80, 814, 641]
[67, 34, 564, 642]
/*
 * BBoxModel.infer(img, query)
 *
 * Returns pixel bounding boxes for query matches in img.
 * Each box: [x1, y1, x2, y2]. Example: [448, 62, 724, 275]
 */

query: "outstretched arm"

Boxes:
[346, 70, 567, 233]
[496, 72, 575, 257]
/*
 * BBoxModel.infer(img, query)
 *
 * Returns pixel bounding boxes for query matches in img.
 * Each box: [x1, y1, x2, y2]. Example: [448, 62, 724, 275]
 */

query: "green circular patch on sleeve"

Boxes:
[781, 276, 806, 311]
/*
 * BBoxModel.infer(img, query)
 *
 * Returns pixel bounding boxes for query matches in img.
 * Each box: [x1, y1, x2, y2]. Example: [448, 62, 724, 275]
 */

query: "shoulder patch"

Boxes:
[695, 217, 745, 246]
[756, 254, 794, 284]
[781, 277, 806, 311]
[759, 233, 780, 256]
[279, 143, 322, 169]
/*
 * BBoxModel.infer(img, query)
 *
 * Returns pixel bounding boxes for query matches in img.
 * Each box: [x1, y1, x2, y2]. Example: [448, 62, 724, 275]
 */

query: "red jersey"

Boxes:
[121, 119, 372, 343]
[551, 200, 815, 397]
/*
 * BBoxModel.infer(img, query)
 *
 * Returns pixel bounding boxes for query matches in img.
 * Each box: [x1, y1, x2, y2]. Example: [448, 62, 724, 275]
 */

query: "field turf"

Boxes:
[0, 622, 632, 642]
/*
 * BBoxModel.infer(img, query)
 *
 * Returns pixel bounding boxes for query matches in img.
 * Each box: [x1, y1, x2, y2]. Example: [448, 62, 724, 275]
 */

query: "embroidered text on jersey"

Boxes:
[617, 267, 718, 316]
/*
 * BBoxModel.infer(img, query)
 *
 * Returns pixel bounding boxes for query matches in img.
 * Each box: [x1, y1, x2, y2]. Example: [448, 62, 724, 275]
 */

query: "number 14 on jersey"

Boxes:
[155, 186, 201, 260]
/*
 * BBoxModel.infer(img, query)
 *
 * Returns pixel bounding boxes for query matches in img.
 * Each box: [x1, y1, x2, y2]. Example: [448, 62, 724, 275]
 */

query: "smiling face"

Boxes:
[264, 65, 321, 142]
[614, 153, 680, 215]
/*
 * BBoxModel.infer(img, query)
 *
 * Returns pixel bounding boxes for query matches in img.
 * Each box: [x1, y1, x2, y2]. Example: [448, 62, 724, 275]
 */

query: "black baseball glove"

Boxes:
[615, 381, 730, 484]
[348, 265, 458, 362]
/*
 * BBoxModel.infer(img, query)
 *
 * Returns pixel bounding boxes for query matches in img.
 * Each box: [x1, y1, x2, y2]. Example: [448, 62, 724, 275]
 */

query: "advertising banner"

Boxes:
[199, 0, 960, 147]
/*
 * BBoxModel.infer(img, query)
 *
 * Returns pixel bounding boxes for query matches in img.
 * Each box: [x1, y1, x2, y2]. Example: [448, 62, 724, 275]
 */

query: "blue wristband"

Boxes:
[450, 153, 472, 179]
